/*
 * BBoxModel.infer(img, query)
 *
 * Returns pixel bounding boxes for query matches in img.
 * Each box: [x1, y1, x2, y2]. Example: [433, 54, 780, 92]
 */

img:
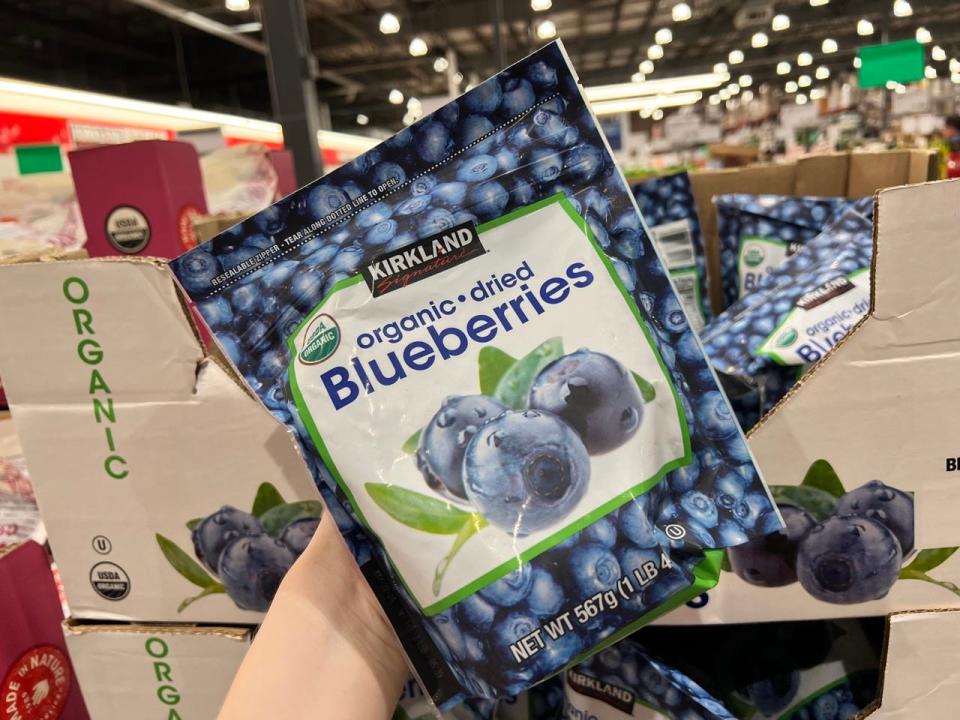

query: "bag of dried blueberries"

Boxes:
[563, 638, 735, 719]
[702, 199, 873, 428]
[631, 171, 710, 332]
[171, 41, 776, 708]
[715, 194, 858, 310]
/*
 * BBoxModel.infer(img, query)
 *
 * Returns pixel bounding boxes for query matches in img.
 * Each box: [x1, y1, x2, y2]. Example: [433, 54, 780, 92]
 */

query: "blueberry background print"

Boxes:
[562, 638, 735, 719]
[631, 172, 710, 332]
[170, 42, 774, 707]
[701, 200, 873, 429]
[715, 194, 856, 309]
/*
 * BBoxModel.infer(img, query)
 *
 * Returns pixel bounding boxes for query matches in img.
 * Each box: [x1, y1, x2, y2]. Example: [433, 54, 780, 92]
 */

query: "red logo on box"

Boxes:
[178, 204, 202, 252]
[2, 645, 71, 720]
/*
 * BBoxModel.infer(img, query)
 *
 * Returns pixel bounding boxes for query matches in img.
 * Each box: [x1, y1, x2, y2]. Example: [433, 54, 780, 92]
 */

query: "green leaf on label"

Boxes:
[478, 346, 517, 395]
[259, 500, 324, 537]
[800, 459, 846, 498]
[366, 483, 474, 534]
[899, 567, 960, 598]
[156, 533, 218, 590]
[186, 518, 202, 531]
[494, 337, 563, 409]
[178, 583, 226, 613]
[433, 514, 488, 596]
[252, 482, 286, 517]
[903, 547, 959, 574]
[770, 485, 838, 521]
[632, 372, 657, 403]
[402, 429, 422, 455]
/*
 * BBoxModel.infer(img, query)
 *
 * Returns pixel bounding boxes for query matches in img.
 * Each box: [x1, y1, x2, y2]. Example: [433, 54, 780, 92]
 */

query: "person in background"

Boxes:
[938, 115, 960, 178]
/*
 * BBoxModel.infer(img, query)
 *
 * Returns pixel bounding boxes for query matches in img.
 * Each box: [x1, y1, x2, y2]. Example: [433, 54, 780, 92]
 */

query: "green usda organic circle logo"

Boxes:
[299, 313, 341, 364]
[744, 245, 765, 267]
[776, 328, 798, 347]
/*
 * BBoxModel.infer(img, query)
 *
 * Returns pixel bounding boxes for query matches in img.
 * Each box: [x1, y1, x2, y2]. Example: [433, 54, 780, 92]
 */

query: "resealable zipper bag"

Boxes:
[171, 41, 776, 708]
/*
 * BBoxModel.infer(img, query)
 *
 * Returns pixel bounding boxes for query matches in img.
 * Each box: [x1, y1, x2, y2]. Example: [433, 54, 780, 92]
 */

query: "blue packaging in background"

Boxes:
[171, 42, 777, 707]
[632, 172, 711, 333]
[715, 194, 857, 310]
[702, 199, 874, 429]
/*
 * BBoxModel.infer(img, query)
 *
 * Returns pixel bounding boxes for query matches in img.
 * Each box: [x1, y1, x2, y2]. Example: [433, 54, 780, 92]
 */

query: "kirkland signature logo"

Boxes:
[298, 314, 341, 364]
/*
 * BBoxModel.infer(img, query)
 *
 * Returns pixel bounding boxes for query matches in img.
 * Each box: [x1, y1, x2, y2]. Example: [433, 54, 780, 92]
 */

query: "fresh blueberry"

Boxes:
[307, 185, 349, 218]
[431, 182, 468, 206]
[797, 515, 903, 603]
[457, 154, 499, 183]
[530, 148, 563, 184]
[614, 229, 645, 260]
[230, 284, 261, 315]
[279, 517, 320, 557]
[538, 629, 583, 674]
[464, 410, 590, 535]
[458, 114, 496, 152]
[729, 505, 816, 587]
[696, 391, 737, 441]
[835, 480, 914, 554]
[419, 207, 457, 236]
[716, 519, 750, 545]
[177, 250, 220, 294]
[510, 176, 537, 207]
[499, 78, 536, 117]
[527, 567, 566, 617]
[371, 162, 406, 188]
[469, 181, 509, 219]
[197, 296, 233, 332]
[356, 202, 393, 229]
[564, 145, 604, 183]
[192, 506, 262, 574]
[218, 534, 296, 611]
[416, 394, 507, 500]
[410, 174, 437, 195]
[479, 565, 533, 607]
[493, 610, 539, 663]
[252, 206, 285, 234]
[526, 60, 558, 88]
[568, 543, 621, 596]
[528, 349, 644, 455]
[257, 348, 287, 380]
[456, 593, 497, 633]
[414, 121, 453, 163]
[656, 294, 687, 336]
[432, 610, 467, 661]
[494, 146, 519, 172]
[610, 257, 636, 292]
[746, 671, 801, 715]
[679, 490, 719, 528]
[364, 219, 398, 247]
[464, 78, 503, 114]
[290, 269, 327, 310]
[396, 195, 432, 216]
[811, 692, 839, 720]
[216, 333, 243, 366]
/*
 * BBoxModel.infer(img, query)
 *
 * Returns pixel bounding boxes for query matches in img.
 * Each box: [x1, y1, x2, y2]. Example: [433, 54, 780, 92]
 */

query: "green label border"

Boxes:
[287, 193, 692, 616]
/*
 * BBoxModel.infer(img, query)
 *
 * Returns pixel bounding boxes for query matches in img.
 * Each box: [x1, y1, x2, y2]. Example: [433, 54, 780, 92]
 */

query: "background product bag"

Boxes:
[172, 42, 776, 707]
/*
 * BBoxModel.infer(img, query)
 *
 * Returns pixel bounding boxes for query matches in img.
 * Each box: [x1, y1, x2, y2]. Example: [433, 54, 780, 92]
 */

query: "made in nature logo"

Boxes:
[298, 314, 341, 364]
[361, 221, 485, 297]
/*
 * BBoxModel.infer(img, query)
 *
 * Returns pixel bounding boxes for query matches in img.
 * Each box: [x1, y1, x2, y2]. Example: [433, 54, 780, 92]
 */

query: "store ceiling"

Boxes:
[3, 0, 960, 132]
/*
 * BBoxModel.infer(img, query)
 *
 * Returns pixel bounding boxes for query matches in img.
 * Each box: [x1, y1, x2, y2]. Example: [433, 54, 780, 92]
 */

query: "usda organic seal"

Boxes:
[298, 314, 341, 364]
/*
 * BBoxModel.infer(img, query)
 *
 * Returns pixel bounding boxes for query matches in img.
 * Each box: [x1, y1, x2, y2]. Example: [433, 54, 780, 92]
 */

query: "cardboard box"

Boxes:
[866, 610, 960, 718]
[662, 178, 960, 624]
[69, 140, 208, 259]
[1, 542, 90, 719]
[64, 621, 250, 719]
[0, 258, 320, 622]
[0, 411, 45, 547]
[691, 149, 937, 312]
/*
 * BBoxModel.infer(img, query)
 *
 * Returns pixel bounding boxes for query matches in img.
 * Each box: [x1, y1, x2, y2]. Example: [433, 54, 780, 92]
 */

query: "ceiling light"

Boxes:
[356, 114, 369, 126]
[772, 14, 790, 31]
[719, 88, 731, 100]
[714, 62, 728, 74]
[655, 28, 673, 45]
[409, 37, 428, 56]
[810, 0, 829, 5]
[797, 52, 813, 66]
[726, 98, 739, 110]
[895, 83, 906, 94]
[584, 72, 730, 101]
[857, 19, 874, 36]
[815, 65, 830, 80]
[589, 90, 703, 115]
[640, 60, 655, 74]
[798, 75, 812, 88]
[785, 80, 799, 93]
[648, 44, 664, 60]
[729, 49, 745, 64]
[854, 56, 862, 68]
[752, 32, 768, 48]
[402, 112, 416, 126]
[925, 65, 937, 79]
[379, 12, 400, 34]
[810, 87, 826, 100]
[822, 38, 838, 53]
[742, 89, 754, 102]
[796, 93, 808, 104]
[886, 80, 898, 90]
[672, 3, 692, 21]
[777, 61, 792, 75]
[536, 20, 557, 39]
[709, 94, 721, 105]
[631, 72, 646, 83]
[951, 58, 960, 73]
[530, 0, 552, 10]
[933, 46, 947, 62]
[739, 74, 753, 87]
[406, 97, 421, 111]
[893, 0, 913, 17]
[388, 88, 404, 105]
[652, 109, 664, 121]
[225, 0, 250, 10]
[433, 56, 449, 73]
[727, 83, 740, 95]
[952, 73, 960, 84]
[916, 27, 932, 44]
[453, 71, 464, 84]
[640, 108, 653, 119]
